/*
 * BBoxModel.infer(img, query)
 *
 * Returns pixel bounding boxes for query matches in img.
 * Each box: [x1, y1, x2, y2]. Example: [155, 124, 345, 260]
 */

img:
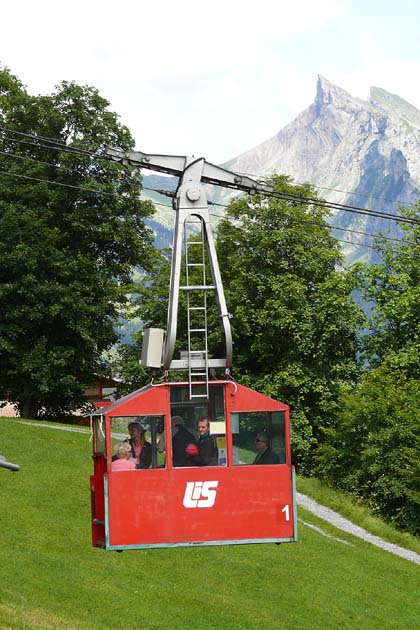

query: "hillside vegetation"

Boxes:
[1, 417, 419, 630]
[3, 66, 420, 547]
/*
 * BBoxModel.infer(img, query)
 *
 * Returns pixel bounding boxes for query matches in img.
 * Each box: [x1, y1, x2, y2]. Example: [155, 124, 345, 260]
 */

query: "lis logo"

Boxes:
[183, 481, 219, 508]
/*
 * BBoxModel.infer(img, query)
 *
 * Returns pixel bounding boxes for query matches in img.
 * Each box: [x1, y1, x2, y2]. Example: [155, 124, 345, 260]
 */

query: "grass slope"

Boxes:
[1, 418, 419, 630]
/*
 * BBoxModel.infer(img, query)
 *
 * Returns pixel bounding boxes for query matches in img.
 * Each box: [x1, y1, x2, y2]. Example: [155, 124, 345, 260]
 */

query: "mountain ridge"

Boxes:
[144, 76, 420, 263]
[222, 75, 420, 263]
[225, 75, 420, 191]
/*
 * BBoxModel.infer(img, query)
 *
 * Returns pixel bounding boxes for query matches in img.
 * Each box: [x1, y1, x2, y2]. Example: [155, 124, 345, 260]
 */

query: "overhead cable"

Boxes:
[1, 125, 420, 228]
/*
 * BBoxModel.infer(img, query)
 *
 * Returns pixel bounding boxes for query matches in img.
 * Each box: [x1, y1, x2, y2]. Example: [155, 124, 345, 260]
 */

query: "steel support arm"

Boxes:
[105, 148, 274, 196]
[105, 146, 273, 374]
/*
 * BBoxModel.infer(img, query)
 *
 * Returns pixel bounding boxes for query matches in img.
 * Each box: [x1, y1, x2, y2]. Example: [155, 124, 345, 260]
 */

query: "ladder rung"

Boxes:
[180, 285, 215, 291]
[184, 227, 210, 401]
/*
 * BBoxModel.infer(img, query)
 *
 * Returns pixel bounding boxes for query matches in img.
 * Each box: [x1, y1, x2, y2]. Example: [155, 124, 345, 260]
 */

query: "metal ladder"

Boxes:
[183, 220, 211, 399]
[106, 149, 273, 388]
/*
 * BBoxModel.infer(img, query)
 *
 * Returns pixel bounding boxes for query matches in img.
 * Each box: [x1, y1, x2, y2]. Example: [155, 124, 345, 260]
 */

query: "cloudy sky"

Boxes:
[2, 0, 419, 163]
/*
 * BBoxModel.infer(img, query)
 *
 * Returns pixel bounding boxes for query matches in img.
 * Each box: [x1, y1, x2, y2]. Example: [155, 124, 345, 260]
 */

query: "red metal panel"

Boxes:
[225, 382, 291, 465]
[226, 382, 288, 412]
[91, 380, 297, 549]
[105, 384, 169, 419]
[106, 465, 295, 547]
[104, 385, 170, 465]
[91, 453, 107, 548]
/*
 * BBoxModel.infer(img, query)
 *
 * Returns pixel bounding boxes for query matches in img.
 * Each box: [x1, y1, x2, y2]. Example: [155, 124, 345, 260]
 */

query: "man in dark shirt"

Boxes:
[170, 416, 198, 467]
[193, 417, 218, 466]
[252, 432, 279, 465]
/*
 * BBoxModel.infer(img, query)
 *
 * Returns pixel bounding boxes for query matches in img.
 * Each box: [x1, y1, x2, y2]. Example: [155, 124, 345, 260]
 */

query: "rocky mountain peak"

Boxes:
[314, 75, 359, 112]
[369, 86, 420, 130]
[147, 77, 420, 264]
[222, 76, 420, 264]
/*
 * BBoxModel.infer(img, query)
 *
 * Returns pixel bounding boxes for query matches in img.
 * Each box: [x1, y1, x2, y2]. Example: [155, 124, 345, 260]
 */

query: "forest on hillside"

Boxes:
[2, 66, 420, 536]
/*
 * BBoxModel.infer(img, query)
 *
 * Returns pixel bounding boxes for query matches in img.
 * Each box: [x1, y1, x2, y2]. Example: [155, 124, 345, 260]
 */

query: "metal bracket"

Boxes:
[105, 147, 274, 374]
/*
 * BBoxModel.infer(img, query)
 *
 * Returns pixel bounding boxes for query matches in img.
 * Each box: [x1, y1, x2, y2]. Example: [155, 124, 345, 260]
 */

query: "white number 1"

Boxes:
[281, 504, 290, 521]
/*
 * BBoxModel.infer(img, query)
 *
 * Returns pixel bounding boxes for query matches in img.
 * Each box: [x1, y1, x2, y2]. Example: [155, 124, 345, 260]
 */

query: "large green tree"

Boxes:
[0, 67, 155, 418]
[121, 176, 365, 470]
[110, 250, 171, 395]
[111, 241, 212, 394]
[216, 176, 365, 470]
[315, 203, 420, 533]
[316, 364, 420, 534]
[363, 204, 420, 376]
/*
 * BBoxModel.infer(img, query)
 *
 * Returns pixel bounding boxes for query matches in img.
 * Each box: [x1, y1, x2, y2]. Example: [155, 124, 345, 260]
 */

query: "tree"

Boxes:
[215, 176, 365, 470]
[112, 237, 216, 391]
[124, 175, 365, 471]
[110, 250, 172, 394]
[315, 207, 420, 534]
[0, 67, 155, 418]
[363, 203, 420, 377]
[316, 364, 420, 535]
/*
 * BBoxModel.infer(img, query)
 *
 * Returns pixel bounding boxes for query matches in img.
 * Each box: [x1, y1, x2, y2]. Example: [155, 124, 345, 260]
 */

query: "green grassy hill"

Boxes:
[1, 417, 419, 630]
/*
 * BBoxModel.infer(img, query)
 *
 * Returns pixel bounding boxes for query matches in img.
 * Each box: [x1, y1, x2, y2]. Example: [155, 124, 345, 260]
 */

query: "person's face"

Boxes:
[129, 425, 141, 439]
[255, 437, 267, 452]
[198, 420, 209, 436]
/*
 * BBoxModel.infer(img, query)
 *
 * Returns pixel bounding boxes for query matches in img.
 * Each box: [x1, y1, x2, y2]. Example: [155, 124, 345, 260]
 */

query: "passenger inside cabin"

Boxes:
[111, 442, 136, 471]
[252, 432, 279, 465]
[187, 417, 218, 466]
[126, 421, 152, 469]
[158, 416, 197, 467]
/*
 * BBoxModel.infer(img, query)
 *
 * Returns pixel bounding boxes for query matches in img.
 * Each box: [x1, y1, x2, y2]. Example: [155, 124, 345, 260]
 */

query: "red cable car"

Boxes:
[90, 150, 298, 550]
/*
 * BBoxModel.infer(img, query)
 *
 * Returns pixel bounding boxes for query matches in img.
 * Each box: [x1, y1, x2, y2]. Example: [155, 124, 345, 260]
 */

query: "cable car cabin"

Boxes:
[90, 379, 297, 550]
[92, 149, 299, 550]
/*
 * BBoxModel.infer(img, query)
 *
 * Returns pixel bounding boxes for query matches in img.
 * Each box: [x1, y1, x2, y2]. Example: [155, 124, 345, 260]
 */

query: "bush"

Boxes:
[316, 365, 420, 535]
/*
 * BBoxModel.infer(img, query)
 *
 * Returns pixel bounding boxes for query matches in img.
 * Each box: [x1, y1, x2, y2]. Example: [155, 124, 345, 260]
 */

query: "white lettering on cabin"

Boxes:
[183, 481, 219, 508]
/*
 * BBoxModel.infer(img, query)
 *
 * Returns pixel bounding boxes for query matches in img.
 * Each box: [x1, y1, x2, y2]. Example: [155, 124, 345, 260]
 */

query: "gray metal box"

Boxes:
[141, 328, 165, 368]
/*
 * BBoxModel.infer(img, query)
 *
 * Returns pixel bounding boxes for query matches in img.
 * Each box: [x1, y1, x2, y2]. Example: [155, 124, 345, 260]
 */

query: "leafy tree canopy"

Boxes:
[120, 175, 366, 471]
[315, 202, 420, 533]
[363, 205, 420, 377]
[0, 67, 156, 418]
[110, 249, 171, 395]
[216, 176, 366, 470]
[316, 363, 420, 535]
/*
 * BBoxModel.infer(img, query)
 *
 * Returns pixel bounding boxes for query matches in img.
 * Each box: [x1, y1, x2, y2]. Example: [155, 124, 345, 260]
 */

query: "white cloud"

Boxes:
[335, 62, 420, 108]
[1, 0, 419, 162]
[2, 0, 339, 83]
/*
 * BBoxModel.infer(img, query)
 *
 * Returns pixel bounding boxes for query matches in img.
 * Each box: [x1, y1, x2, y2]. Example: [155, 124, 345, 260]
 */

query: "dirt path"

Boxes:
[297, 492, 420, 565]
